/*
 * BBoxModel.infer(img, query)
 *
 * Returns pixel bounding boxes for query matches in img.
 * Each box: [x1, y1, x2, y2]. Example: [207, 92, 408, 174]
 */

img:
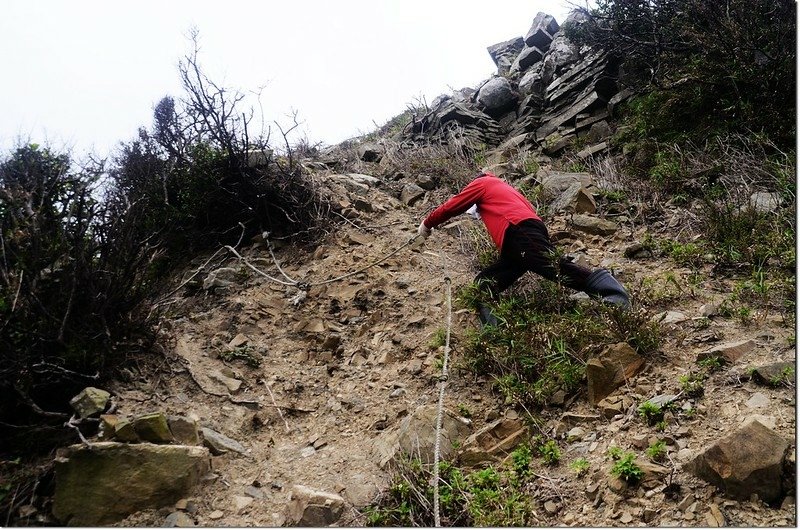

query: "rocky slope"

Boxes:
[14, 9, 795, 528]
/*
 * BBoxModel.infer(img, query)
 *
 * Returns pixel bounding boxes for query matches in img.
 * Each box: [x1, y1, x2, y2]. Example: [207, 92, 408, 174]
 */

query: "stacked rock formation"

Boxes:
[406, 10, 629, 161]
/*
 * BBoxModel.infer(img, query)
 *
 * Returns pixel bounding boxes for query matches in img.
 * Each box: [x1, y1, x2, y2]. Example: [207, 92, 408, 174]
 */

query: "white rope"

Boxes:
[432, 248, 452, 528]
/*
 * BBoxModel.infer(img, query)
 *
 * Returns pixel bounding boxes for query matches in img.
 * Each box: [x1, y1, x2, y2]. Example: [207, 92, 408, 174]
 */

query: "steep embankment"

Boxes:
[97, 163, 794, 527]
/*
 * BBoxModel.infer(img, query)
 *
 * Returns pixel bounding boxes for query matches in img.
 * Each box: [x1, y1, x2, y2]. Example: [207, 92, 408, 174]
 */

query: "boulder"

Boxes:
[539, 171, 593, 197]
[477, 78, 518, 114]
[571, 214, 619, 236]
[285, 485, 346, 526]
[400, 183, 426, 206]
[52, 442, 210, 526]
[749, 191, 783, 214]
[416, 174, 436, 190]
[587, 343, 645, 405]
[69, 387, 110, 419]
[688, 419, 790, 503]
[751, 362, 795, 386]
[524, 12, 560, 50]
[511, 45, 545, 73]
[696, 339, 755, 365]
[549, 182, 596, 214]
[373, 405, 471, 468]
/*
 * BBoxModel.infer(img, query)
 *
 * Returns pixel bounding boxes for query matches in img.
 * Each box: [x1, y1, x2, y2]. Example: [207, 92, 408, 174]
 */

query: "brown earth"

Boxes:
[101, 168, 795, 527]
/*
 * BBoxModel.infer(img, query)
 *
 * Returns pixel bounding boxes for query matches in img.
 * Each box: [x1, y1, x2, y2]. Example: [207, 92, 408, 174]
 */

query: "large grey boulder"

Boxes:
[477, 77, 518, 114]
[524, 12, 560, 50]
[549, 182, 596, 214]
[548, 32, 581, 70]
[400, 183, 426, 206]
[539, 171, 593, 198]
[688, 419, 790, 503]
[53, 442, 210, 526]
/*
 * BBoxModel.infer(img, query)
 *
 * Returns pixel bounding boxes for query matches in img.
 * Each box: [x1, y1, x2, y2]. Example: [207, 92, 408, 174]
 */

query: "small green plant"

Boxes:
[679, 372, 706, 397]
[457, 403, 472, 418]
[510, 443, 533, 477]
[569, 458, 590, 476]
[646, 440, 667, 462]
[610, 452, 644, 483]
[697, 356, 724, 372]
[655, 420, 668, 432]
[537, 439, 561, 466]
[218, 345, 261, 367]
[607, 445, 624, 460]
[769, 366, 795, 387]
[638, 401, 664, 426]
[429, 327, 447, 348]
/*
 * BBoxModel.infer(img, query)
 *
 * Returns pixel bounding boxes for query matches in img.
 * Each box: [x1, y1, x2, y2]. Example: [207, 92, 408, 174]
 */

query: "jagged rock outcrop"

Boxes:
[405, 9, 624, 160]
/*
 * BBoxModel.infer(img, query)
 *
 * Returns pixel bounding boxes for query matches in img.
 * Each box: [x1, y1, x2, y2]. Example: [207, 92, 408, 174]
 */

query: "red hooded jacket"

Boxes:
[422, 173, 541, 250]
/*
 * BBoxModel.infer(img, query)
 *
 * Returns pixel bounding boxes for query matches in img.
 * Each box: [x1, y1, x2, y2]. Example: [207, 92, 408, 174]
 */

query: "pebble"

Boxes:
[389, 388, 406, 398]
[544, 500, 560, 514]
[745, 392, 770, 409]
[233, 495, 253, 511]
[678, 494, 694, 511]
[619, 512, 633, 524]
[300, 446, 316, 457]
[209, 510, 224, 520]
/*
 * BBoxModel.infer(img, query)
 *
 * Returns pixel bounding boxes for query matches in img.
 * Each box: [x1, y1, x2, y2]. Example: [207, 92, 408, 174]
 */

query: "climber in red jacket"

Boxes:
[418, 172, 629, 326]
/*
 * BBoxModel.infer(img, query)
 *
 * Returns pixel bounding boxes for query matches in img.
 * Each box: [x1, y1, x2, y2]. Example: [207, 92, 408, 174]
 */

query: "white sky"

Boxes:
[0, 0, 578, 159]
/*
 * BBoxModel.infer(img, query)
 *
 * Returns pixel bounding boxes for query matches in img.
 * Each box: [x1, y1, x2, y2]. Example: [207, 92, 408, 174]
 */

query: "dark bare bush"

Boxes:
[0, 34, 333, 456]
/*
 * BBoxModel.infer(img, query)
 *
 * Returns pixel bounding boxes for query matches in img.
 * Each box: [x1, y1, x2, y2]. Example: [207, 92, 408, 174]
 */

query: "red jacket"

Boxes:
[423, 173, 541, 249]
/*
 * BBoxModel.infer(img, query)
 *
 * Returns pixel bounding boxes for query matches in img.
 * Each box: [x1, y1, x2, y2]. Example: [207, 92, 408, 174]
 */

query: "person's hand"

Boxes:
[418, 220, 432, 238]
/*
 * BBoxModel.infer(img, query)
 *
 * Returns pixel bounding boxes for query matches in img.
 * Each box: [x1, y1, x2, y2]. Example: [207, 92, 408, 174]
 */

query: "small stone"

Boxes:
[389, 388, 406, 399]
[678, 494, 694, 511]
[643, 508, 657, 522]
[566, 427, 586, 441]
[69, 387, 111, 418]
[175, 499, 189, 510]
[244, 486, 264, 499]
[164, 511, 194, 527]
[228, 333, 250, 348]
[585, 483, 601, 501]
[134, 412, 174, 443]
[745, 392, 770, 409]
[620, 512, 633, 524]
[300, 446, 316, 458]
[208, 510, 224, 520]
[233, 495, 253, 512]
[544, 500, 559, 514]
[201, 427, 248, 455]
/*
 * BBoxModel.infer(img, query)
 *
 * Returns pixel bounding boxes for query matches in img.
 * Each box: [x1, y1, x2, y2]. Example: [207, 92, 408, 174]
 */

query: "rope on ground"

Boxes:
[432, 247, 453, 528]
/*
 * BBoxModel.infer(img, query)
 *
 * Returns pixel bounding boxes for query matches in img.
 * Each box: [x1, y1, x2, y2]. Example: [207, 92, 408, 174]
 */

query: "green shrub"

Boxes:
[646, 440, 667, 462]
[610, 452, 644, 483]
[536, 439, 561, 466]
[570, 458, 590, 476]
[638, 401, 664, 426]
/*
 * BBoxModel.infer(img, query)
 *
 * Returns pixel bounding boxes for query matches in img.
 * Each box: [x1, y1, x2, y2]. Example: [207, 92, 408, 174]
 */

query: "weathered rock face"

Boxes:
[52, 442, 210, 526]
[571, 214, 619, 236]
[688, 419, 790, 504]
[459, 417, 529, 466]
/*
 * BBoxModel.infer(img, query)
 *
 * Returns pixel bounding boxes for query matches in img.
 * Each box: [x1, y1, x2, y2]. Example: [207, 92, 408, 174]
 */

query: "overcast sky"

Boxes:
[1, 0, 578, 159]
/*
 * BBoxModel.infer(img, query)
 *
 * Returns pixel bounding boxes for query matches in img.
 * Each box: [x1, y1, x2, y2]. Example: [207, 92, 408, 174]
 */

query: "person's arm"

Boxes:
[423, 178, 487, 229]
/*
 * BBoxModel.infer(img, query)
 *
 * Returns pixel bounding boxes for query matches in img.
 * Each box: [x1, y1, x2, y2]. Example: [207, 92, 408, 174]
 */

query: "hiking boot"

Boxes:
[478, 304, 499, 327]
[585, 269, 630, 309]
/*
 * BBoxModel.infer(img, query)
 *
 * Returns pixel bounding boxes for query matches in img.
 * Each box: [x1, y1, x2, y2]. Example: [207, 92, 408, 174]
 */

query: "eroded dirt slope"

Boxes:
[114, 171, 795, 527]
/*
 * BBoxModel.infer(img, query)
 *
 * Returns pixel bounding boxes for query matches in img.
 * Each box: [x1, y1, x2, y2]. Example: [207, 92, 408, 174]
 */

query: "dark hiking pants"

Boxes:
[475, 218, 592, 298]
